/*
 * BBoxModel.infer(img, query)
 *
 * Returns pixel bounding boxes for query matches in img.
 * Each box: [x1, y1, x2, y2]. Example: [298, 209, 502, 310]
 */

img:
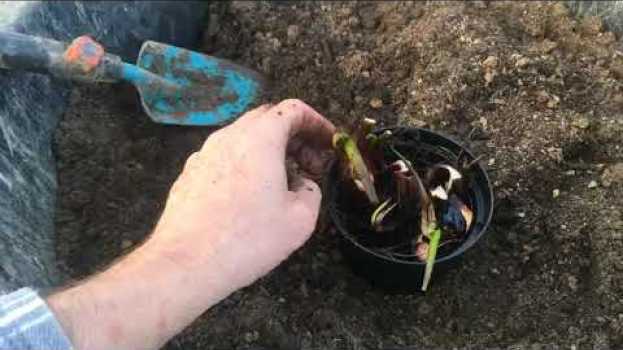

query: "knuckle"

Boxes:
[307, 180, 321, 193]
[301, 213, 318, 234]
[167, 176, 186, 198]
[203, 130, 225, 148]
[280, 98, 305, 109]
[183, 151, 201, 170]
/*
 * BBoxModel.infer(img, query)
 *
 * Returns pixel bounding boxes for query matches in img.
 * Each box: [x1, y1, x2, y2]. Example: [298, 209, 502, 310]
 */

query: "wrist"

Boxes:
[47, 231, 228, 350]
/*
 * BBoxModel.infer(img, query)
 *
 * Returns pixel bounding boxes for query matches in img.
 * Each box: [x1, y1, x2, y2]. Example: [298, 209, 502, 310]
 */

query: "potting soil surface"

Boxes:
[56, 2, 623, 349]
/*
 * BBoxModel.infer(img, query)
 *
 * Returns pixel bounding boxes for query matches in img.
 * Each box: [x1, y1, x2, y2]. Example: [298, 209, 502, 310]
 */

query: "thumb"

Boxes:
[288, 177, 322, 233]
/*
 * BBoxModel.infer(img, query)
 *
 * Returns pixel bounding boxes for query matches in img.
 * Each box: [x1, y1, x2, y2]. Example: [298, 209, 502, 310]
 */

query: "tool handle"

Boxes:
[0, 31, 63, 73]
[0, 31, 123, 83]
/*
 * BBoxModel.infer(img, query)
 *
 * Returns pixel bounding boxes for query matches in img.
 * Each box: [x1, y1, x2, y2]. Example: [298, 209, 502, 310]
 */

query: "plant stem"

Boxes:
[422, 226, 442, 292]
[333, 132, 379, 204]
[389, 144, 411, 167]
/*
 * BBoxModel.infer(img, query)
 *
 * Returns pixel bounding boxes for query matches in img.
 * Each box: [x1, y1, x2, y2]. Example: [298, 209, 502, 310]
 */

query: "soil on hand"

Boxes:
[56, 2, 623, 349]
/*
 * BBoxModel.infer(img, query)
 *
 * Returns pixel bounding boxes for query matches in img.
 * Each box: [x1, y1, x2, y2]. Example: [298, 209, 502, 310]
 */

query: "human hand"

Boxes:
[149, 98, 336, 298]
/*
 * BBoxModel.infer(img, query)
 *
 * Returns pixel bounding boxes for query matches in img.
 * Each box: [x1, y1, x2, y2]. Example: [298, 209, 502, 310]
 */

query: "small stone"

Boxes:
[480, 117, 488, 128]
[287, 24, 300, 43]
[601, 163, 623, 187]
[565, 170, 576, 176]
[517, 212, 526, 218]
[572, 117, 590, 129]
[270, 37, 282, 50]
[532, 39, 558, 54]
[369, 97, 383, 109]
[121, 239, 134, 249]
[547, 147, 563, 162]
[278, 297, 286, 303]
[407, 119, 428, 128]
[490, 267, 500, 275]
[568, 275, 578, 291]
[552, 189, 560, 198]
[339, 7, 352, 16]
[579, 16, 603, 36]
[546, 94, 560, 109]
[588, 180, 599, 189]
[348, 16, 360, 28]
[537, 90, 550, 104]
[515, 57, 530, 68]
[488, 158, 496, 166]
[482, 55, 498, 69]
[482, 56, 498, 85]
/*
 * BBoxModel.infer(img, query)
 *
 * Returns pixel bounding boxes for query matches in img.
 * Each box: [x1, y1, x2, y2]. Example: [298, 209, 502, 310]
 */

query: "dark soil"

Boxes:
[56, 2, 623, 349]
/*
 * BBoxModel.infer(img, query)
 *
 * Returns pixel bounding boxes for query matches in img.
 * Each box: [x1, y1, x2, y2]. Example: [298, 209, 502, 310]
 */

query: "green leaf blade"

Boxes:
[422, 226, 442, 292]
[333, 132, 380, 204]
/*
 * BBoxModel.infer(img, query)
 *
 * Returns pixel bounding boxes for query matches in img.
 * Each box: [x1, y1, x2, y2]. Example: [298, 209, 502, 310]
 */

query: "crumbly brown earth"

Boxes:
[56, 2, 623, 349]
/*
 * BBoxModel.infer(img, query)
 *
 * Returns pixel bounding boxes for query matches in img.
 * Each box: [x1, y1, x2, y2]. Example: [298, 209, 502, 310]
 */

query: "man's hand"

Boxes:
[153, 99, 335, 292]
[47, 99, 335, 350]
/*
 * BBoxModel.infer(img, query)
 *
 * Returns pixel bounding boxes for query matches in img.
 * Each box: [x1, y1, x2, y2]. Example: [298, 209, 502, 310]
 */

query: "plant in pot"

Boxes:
[328, 118, 493, 292]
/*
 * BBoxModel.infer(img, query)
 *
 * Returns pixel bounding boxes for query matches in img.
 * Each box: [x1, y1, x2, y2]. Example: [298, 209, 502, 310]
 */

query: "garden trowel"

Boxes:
[0, 31, 264, 126]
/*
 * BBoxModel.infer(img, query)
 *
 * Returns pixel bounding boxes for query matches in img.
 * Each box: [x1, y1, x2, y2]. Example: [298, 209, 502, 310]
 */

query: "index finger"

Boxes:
[268, 99, 336, 150]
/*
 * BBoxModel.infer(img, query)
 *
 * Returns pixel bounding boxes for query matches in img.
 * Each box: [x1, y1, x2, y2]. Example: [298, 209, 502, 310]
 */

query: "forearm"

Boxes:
[47, 232, 228, 350]
[45, 100, 332, 350]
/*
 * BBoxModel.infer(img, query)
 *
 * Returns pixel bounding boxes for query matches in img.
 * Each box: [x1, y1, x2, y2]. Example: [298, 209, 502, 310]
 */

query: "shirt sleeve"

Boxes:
[0, 288, 73, 350]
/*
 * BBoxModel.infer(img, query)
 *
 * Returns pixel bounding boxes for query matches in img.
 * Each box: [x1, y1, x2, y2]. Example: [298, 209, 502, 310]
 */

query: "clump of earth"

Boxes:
[56, 2, 623, 349]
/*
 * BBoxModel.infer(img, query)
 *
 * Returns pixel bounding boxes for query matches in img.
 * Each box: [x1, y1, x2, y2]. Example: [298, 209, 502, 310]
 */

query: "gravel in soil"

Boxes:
[56, 2, 623, 349]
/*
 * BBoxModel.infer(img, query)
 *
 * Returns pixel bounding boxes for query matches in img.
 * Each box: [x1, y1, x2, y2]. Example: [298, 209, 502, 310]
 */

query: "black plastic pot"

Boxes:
[327, 127, 494, 292]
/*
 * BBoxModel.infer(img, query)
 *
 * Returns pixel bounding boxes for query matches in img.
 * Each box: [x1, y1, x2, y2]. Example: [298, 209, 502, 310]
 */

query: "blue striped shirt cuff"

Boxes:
[0, 288, 73, 350]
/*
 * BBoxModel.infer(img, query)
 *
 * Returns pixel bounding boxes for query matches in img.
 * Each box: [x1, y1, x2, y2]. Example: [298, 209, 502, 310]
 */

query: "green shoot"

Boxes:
[389, 145, 437, 242]
[334, 124, 469, 291]
[388, 145, 442, 291]
[371, 198, 398, 231]
[422, 225, 442, 292]
[333, 132, 380, 204]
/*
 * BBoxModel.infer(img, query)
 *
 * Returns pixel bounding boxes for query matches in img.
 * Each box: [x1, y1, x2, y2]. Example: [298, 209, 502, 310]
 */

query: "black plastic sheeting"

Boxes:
[567, 1, 623, 38]
[0, 1, 208, 292]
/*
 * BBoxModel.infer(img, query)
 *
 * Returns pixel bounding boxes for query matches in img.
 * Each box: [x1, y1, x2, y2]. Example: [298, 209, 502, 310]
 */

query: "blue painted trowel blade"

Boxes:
[133, 41, 265, 126]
